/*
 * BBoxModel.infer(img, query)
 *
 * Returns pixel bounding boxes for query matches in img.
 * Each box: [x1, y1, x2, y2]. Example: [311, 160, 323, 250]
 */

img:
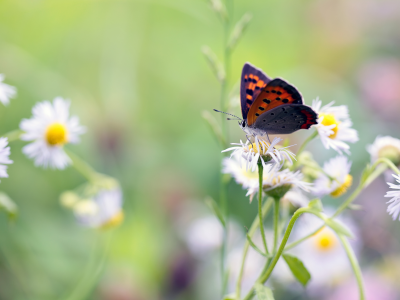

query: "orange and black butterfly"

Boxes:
[216, 63, 318, 138]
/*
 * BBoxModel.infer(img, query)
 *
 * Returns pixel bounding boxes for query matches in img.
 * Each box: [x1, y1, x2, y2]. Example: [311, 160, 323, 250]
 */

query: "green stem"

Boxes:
[2, 129, 23, 142]
[64, 232, 111, 300]
[296, 131, 317, 157]
[257, 162, 269, 254]
[338, 235, 365, 300]
[65, 149, 99, 182]
[235, 197, 273, 299]
[243, 207, 309, 300]
[220, 174, 229, 297]
[272, 198, 280, 254]
[286, 161, 390, 251]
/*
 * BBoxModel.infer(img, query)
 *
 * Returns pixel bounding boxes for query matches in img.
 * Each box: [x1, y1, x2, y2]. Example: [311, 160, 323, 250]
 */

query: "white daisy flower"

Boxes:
[0, 74, 16, 105]
[384, 174, 400, 221]
[20, 97, 86, 169]
[313, 156, 353, 198]
[73, 187, 124, 229]
[246, 164, 312, 200]
[367, 136, 400, 182]
[0, 137, 13, 179]
[311, 98, 358, 154]
[222, 135, 295, 172]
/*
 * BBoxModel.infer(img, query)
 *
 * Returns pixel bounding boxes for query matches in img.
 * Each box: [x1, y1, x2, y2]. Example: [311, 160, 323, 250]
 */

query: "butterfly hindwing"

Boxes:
[247, 78, 303, 126]
[253, 104, 318, 134]
[240, 63, 271, 120]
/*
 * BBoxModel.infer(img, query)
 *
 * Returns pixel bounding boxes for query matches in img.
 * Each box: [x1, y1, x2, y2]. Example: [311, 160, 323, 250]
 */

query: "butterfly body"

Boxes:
[239, 63, 317, 137]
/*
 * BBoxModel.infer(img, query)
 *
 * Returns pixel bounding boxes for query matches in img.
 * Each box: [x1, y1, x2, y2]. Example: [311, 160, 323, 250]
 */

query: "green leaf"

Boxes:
[255, 283, 275, 300]
[0, 192, 17, 220]
[282, 254, 311, 286]
[201, 46, 225, 82]
[228, 13, 252, 51]
[205, 196, 226, 227]
[308, 198, 323, 212]
[246, 234, 267, 257]
[325, 218, 353, 238]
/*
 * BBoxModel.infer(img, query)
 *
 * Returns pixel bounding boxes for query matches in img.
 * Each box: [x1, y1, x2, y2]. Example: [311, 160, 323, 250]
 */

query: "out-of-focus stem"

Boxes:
[257, 162, 269, 254]
[338, 235, 365, 300]
[235, 197, 273, 299]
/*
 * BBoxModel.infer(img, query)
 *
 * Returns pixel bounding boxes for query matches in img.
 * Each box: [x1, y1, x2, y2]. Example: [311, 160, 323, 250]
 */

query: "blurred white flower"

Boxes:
[184, 216, 223, 257]
[367, 136, 400, 182]
[73, 187, 124, 229]
[281, 188, 310, 208]
[222, 135, 295, 172]
[20, 97, 86, 169]
[312, 98, 358, 154]
[0, 74, 16, 105]
[384, 174, 400, 221]
[313, 156, 353, 198]
[0, 137, 13, 179]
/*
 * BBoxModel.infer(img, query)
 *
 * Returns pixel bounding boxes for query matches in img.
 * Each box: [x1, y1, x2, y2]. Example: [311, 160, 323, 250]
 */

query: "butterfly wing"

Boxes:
[247, 78, 303, 126]
[240, 63, 271, 120]
[253, 104, 318, 134]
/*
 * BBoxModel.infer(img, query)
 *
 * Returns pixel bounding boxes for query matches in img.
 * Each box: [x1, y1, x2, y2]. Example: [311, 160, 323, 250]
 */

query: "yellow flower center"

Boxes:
[320, 113, 340, 139]
[45, 123, 68, 146]
[314, 227, 337, 251]
[101, 211, 124, 229]
[247, 141, 270, 155]
[378, 145, 400, 166]
[331, 174, 353, 197]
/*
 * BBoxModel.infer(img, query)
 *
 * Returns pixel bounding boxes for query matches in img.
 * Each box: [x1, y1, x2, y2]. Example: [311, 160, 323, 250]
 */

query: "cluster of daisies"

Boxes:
[223, 98, 400, 220]
[0, 74, 123, 229]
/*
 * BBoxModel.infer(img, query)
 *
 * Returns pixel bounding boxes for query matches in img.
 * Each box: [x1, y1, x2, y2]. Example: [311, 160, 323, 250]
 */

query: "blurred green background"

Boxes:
[1, 0, 400, 299]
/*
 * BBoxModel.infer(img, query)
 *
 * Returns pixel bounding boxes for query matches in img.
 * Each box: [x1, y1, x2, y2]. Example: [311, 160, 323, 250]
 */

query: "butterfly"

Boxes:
[216, 63, 318, 139]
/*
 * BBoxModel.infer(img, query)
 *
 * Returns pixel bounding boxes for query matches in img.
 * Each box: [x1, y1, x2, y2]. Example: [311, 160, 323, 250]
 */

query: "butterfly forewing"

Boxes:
[240, 63, 271, 120]
[247, 78, 303, 126]
[253, 104, 318, 134]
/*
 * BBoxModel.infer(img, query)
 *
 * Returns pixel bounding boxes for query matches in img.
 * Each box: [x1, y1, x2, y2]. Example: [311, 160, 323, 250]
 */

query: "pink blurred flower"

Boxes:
[327, 273, 397, 300]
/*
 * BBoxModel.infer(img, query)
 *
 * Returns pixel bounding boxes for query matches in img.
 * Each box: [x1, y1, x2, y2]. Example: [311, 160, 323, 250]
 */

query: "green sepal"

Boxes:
[282, 254, 311, 287]
[255, 283, 275, 300]
[205, 196, 226, 227]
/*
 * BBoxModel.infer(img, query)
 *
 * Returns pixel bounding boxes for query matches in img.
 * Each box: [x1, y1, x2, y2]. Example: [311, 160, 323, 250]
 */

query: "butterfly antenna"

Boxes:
[213, 109, 242, 121]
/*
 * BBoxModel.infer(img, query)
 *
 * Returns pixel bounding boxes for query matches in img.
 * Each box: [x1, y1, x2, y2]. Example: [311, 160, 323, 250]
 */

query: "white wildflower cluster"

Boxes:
[0, 72, 123, 229]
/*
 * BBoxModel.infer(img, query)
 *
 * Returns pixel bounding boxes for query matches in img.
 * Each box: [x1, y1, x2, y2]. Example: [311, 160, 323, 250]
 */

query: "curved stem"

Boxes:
[296, 131, 317, 157]
[65, 149, 99, 182]
[257, 163, 269, 254]
[286, 162, 390, 251]
[338, 235, 365, 300]
[243, 207, 309, 300]
[235, 198, 273, 298]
